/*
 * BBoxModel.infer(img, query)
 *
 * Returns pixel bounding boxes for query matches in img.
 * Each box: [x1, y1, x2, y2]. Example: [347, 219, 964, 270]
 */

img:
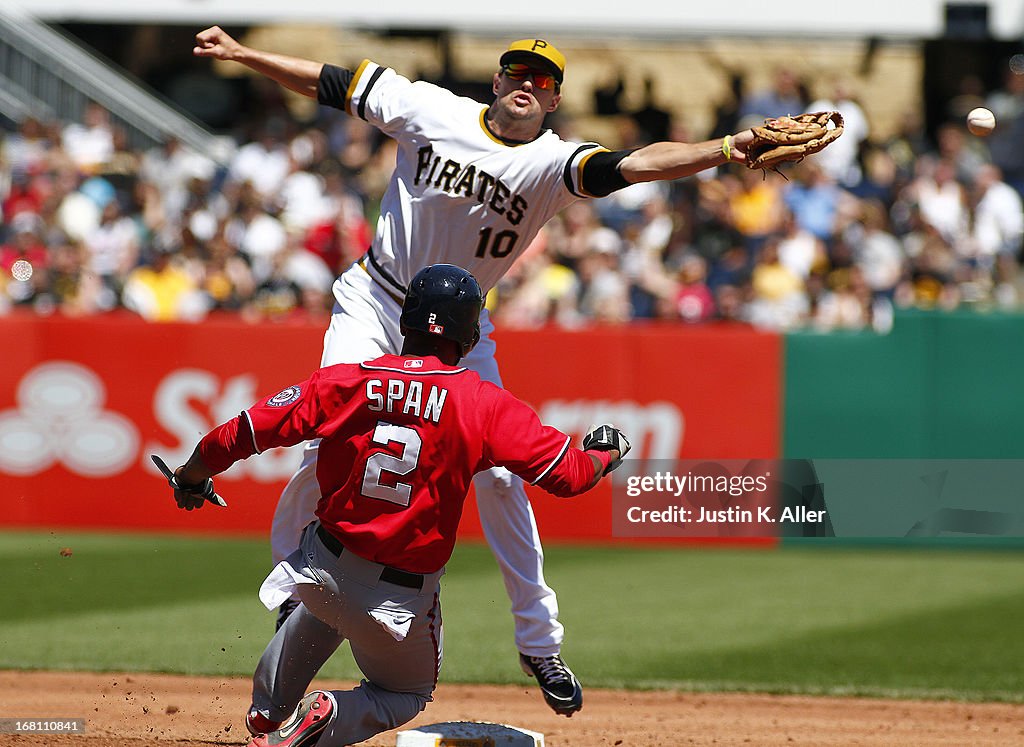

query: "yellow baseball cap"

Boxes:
[499, 39, 566, 83]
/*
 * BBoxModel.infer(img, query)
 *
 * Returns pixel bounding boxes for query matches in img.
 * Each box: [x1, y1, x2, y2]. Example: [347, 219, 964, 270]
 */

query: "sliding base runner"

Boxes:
[395, 721, 544, 746]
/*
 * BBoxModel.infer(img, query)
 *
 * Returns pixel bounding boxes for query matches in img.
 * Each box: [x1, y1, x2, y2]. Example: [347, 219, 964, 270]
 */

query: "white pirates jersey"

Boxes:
[332, 60, 608, 296]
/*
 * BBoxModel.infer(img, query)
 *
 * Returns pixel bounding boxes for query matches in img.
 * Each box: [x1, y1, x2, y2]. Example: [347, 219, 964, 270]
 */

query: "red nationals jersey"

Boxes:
[197, 354, 607, 573]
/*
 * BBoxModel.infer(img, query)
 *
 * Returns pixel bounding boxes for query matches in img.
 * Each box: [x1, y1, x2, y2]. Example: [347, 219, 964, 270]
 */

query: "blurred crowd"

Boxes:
[2, 61, 1024, 334]
[0, 101, 381, 324]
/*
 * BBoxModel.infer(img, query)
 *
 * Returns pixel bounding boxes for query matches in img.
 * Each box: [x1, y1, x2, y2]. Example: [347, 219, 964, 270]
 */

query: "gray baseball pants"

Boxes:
[251, 522, 444, 746]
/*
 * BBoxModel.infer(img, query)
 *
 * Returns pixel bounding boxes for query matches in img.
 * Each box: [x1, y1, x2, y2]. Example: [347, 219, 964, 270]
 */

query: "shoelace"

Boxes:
[531, 655, 570, 683]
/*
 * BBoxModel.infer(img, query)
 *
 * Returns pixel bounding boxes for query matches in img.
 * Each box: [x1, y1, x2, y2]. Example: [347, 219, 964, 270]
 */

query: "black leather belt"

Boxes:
[316, 524, 423, 591]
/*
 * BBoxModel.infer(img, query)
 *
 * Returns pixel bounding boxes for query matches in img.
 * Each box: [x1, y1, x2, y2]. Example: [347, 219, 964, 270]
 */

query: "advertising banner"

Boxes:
[0, 314, 782, 540]
[0, 313, 323, 534]
[488, 324, 782, 540]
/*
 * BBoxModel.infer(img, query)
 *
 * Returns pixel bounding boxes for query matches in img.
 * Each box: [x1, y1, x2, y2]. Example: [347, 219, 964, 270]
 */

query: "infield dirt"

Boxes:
[0, 671, 1021, 746]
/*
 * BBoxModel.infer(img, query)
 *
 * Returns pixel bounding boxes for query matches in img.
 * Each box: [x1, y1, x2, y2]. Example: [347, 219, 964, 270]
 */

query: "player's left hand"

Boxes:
[742, 111, 844, 172]
[727, 128, 755, 165]
[583, 423, 631, 474]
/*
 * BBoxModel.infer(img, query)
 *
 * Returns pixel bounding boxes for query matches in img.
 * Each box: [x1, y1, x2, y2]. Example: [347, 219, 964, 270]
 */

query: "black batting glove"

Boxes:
[582, 423, 631, 475]
[169, 472, 217, 511]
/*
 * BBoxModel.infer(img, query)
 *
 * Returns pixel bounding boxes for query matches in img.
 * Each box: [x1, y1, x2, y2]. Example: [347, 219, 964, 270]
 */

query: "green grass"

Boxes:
[4, 531, 1024, 702]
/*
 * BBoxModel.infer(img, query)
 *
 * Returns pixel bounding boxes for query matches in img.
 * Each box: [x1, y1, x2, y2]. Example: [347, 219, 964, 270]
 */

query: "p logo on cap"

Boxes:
[499, 39, 566, 83]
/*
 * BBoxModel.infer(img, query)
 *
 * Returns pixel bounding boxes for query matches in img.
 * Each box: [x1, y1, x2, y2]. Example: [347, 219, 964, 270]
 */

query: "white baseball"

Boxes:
[967, 107, 996, 136]
[11, 259, 33, 282]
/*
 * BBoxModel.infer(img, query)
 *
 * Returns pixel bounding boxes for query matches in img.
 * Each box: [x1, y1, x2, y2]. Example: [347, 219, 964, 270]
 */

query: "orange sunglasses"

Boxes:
[501, 63, 558, 90]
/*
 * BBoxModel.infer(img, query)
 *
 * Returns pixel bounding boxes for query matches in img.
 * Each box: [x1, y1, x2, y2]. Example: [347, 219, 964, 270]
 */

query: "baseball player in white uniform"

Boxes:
[194, 26, 758, 716]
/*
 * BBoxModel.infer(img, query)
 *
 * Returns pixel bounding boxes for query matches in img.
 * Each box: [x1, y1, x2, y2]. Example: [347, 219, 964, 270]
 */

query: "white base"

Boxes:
[395, 721, 544, 747]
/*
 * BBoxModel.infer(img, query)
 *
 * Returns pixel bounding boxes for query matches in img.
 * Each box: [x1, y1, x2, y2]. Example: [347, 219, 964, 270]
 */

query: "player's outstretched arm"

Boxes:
[536, 424, 631, 497]
[617, 128, 754, 183]
[484, 389, 631, 497]
[161, 412, 255, 511]
[193, 26, 324, 98]
[528, 444, 621, 497]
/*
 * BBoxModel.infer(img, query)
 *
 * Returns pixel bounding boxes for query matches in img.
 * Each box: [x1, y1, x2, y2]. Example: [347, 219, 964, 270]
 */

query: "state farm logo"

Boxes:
[0, 362, 140, 476]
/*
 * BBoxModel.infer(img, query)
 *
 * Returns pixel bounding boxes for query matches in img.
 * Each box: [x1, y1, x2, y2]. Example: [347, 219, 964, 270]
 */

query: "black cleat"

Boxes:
[275, 598, 300, 631]
[519, 653, 583, 717]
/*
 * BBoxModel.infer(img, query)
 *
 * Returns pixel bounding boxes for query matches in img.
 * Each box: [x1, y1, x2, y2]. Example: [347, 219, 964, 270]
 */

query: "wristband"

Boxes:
[586, 449, 615, 474]
[721, 135, 733, 162]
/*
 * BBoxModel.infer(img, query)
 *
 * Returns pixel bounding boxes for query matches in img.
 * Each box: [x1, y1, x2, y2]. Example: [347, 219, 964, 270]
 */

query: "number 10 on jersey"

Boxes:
[475, 227, 518, 258]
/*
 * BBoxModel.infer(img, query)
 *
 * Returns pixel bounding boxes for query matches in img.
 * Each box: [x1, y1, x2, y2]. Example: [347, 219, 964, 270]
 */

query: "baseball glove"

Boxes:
[744, 111, 844, 173]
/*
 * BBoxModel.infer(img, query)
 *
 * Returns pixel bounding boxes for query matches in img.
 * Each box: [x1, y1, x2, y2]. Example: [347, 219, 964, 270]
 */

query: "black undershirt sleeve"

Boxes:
[317, 63, 355, 109]
[579, 148, 636, 197]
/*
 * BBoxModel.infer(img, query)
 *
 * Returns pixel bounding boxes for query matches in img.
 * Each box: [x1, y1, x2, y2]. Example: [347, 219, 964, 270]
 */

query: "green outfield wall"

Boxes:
[784, 310, 1024, 459]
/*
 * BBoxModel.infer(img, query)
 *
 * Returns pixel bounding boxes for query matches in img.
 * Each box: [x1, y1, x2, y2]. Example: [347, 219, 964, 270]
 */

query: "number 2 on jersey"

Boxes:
[361, 422, 422, 506]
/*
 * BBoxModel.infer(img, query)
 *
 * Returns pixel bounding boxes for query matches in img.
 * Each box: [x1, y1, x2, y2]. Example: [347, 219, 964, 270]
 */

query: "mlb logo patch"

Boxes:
[267, 385, 301, 407]
[404, 359, 424, 368]
[429, 323, 444, 335]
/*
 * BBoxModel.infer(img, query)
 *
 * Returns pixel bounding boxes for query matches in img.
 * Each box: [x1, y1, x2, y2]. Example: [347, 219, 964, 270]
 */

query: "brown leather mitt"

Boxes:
[745, 111, 845, 172]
